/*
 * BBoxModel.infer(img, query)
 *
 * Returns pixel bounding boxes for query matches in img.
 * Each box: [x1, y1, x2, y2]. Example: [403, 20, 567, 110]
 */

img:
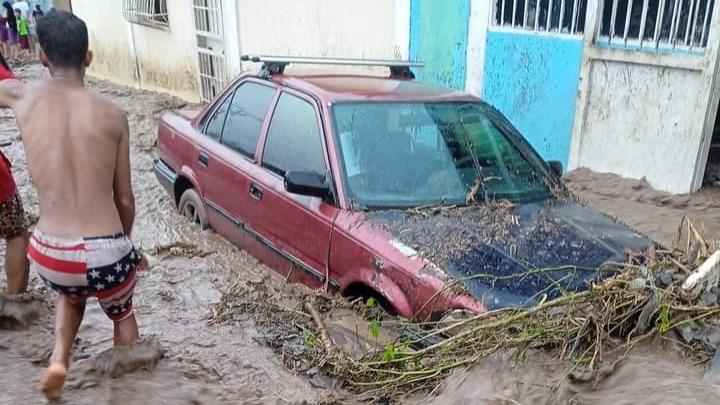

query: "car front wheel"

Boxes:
[178, 188, 209, 230]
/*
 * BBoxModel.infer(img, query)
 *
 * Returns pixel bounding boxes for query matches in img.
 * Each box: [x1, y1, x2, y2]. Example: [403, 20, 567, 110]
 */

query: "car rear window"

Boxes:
[220, 82, 276, 158]
[262, 92, 325, 177]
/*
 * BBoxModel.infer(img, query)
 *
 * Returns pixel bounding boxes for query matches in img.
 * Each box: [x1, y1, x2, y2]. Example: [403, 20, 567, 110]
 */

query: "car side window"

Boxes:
[220, 82, 276, 158]
[204, 93, 232, 141]
[262, 92, 326, 176]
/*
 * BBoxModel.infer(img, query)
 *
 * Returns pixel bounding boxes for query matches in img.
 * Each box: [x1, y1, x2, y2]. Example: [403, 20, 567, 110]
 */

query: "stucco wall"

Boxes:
[131, 1, 198, 101]
[73, 0, 199, 101]
[573, 61, 707, 194]
[235, 0, 409, 72]
[409, 0, 470, 90]
[483, 31, 583, 167]
[74, 0, 137, 87]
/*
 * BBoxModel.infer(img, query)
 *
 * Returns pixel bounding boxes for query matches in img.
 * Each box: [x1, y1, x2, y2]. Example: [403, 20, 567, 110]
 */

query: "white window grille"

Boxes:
[192, 0, 226, 102]
[198, 48, 227, 102]
[597, 0, 716, 51]
[492, 0, 588, 35]
[122, 0, 169, 30]
[193, 0, 223, 38]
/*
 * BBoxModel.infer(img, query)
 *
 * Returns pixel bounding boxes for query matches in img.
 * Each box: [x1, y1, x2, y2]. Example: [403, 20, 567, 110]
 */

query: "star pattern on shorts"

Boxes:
[115, 263, 123, 273]
[106, 274, 115, 283]
[89, 269, 101, 279]
[95, 283, 105, 290]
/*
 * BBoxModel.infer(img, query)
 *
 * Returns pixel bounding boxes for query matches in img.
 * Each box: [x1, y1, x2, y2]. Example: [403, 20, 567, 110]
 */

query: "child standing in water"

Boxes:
[15, 9, 29, 53]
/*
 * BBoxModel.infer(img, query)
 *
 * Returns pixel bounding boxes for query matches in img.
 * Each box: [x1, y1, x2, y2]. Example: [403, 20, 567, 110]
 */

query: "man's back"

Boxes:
[18, 80, 127, 238]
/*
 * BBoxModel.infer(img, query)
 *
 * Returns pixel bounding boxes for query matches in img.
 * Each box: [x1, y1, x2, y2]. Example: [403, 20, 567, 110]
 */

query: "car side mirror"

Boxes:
[284, 171, 330, 198]
[548, 160, 563, 177]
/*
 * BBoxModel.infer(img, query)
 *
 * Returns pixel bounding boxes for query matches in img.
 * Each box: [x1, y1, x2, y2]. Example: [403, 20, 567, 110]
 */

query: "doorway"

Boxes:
[703, 110, 720, 187]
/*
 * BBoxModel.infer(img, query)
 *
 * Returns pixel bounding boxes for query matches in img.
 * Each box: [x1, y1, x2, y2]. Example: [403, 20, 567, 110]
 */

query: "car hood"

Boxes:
[365, 199, 652, 310]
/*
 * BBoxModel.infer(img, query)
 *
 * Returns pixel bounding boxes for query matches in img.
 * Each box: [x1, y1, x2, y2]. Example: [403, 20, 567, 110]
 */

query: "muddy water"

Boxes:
[565, 168, 720, 247]
[0, 63, 337, 404]
[413, 348, 720, 404]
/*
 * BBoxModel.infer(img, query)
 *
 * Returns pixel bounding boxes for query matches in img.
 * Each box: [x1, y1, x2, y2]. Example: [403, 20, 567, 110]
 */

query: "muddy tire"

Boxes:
[178, 188, 209, 230]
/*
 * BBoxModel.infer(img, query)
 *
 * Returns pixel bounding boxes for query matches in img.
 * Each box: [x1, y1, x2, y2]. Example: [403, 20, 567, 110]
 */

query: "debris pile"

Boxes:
[210, 219, 720, 401]
[312, 219, 720, 399]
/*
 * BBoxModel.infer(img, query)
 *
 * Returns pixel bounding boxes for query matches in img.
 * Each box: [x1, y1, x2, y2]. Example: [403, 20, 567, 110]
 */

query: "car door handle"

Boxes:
[198, 152, 209, 167]
[249, 183, 263, 201]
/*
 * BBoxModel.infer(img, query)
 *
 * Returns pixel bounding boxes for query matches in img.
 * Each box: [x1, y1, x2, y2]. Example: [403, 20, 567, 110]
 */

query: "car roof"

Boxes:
[261, 72, 479, 103]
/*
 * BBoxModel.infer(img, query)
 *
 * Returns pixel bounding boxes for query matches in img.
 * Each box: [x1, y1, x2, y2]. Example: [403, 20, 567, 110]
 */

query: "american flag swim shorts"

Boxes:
[28, 230, 143, 322]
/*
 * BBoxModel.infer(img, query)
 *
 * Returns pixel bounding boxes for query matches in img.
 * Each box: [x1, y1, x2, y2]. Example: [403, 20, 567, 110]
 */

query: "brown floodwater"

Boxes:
[1, 62, 720, 404]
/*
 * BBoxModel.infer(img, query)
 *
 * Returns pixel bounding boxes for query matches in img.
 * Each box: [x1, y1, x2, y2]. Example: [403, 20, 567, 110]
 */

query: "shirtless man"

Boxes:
[0, 10, 143, 400]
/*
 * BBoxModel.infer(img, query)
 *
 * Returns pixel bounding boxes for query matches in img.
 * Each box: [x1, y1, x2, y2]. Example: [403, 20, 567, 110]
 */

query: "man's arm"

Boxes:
[0, 80, 24, 109]
[113, 113, 135, 236]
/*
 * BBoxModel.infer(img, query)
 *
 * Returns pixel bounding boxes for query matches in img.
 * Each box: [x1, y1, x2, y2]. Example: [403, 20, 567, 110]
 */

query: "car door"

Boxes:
[196, 80, 278, 245]
[247, 89, 339, 289]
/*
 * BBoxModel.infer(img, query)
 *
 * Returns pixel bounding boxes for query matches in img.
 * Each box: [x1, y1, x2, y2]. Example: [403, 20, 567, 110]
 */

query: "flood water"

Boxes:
[1, 62, 720, 404]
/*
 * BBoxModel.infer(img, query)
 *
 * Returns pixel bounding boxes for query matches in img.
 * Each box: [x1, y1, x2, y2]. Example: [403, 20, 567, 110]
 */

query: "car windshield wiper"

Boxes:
[463, 137, 488, 205]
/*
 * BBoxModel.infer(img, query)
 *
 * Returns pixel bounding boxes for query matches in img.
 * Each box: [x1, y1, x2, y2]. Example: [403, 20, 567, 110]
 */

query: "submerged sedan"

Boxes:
[154, 56, 651, 320]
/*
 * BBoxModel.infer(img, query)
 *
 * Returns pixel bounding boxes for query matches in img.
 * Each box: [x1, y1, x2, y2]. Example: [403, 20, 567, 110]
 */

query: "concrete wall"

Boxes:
[234, 0, 410, 73]
[571, 61, 707, 193]
[569, 0, 720, 194]
[73, 0, 200, 101]
[483, 31, 584, 167]
[130, 1, 198, 100]
[409, 0, 470, 89]
[73, 0, 137, 86]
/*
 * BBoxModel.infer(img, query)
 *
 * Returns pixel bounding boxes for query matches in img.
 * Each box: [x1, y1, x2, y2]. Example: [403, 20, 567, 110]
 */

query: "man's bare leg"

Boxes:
[39, 295, 85, 400]
[113, 313, 139, 346]
[4, 230, 29, 294]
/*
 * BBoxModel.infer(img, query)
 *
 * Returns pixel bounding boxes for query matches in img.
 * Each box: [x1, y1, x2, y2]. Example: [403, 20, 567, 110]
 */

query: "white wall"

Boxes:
[73, 0, 200, 101]
[234, 0, 410, 73]
[569, 0, 720, 194]
[74, 0, 137, 87]
[130, 1, 199, 101]
[572, 62, 707, 193]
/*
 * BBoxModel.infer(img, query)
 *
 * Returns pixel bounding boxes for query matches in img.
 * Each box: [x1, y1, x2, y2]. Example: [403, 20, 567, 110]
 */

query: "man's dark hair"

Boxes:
[36, 10, 88, 69]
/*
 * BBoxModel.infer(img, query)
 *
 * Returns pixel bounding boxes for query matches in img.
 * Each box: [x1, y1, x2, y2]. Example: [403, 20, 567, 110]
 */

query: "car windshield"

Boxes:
[332, 101, 552, 208]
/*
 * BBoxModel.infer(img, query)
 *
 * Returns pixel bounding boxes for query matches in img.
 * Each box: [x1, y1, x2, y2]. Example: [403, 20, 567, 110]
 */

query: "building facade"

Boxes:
[72, 0, 720, 195]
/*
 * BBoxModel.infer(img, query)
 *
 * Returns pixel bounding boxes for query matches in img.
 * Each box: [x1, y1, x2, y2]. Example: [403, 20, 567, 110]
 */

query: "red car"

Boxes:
[154, 56, 650, 320]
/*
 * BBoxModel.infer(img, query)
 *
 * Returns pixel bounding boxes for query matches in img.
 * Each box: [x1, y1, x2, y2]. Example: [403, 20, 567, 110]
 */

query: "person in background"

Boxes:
[32, 3, 43, 20]
[0, 8, 8, 56]
[16, 8, 29, 54]
[0, 49, 29, 296]
[28, 4, 42, 50]
[2, 2, 17, 56]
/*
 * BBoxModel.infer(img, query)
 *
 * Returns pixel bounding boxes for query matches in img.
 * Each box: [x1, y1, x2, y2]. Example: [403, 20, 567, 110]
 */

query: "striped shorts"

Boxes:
[28, 230, 142, 322]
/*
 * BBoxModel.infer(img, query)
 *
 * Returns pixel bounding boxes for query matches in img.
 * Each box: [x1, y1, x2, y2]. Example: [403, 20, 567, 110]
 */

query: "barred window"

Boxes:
[597, 0, 716, 52]
[122, 0, 169, 30]
[493, 0, 588, 35]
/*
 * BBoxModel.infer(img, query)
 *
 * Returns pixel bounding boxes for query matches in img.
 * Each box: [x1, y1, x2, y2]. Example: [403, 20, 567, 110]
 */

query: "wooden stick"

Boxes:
[304, 301, 335, 353]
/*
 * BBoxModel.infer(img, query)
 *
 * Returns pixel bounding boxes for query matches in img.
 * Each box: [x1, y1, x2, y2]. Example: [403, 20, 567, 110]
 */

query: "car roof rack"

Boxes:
[240, 55, 424, 80]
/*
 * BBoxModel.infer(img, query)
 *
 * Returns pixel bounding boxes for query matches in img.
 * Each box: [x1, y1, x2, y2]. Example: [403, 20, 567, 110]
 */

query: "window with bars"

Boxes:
[597, 0, 716, 51]
[122, 0, 169, 30]
[493, 0, 589, 35]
